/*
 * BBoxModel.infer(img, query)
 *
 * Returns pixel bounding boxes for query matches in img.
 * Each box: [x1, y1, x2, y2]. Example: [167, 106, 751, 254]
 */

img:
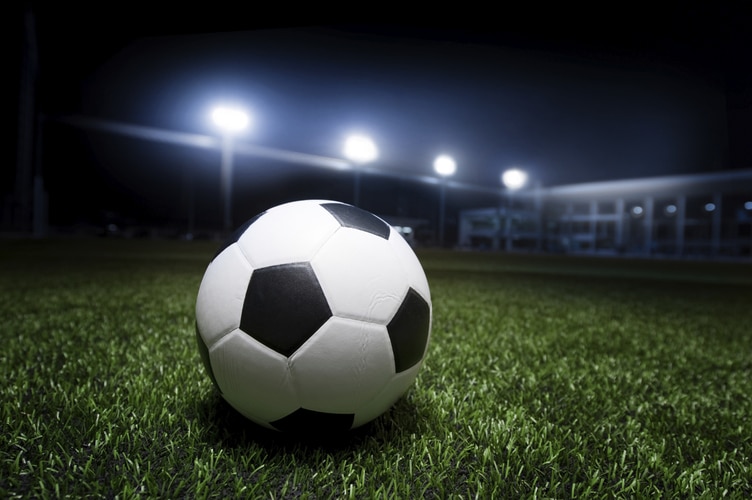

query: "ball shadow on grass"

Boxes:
[193, 388, 429, 453]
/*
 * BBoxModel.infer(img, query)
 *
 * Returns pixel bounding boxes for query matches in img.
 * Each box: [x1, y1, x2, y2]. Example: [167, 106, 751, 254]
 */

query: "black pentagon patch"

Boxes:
[240, 262, 332, 356]
[387, 288, 431, 373]
[321, 203, 390, 240]
[212, 211, 266, 261]
[270, 408, 355, 433]
[195, 325, 221, 393]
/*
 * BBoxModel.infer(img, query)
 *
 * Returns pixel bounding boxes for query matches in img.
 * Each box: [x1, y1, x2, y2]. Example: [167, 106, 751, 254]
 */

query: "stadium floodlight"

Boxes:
[211, 105, 251, 231]
[343, 134, 378, 163]
[433, 155, 457, 177]
[343, 134, 378, 207]
[434, 155, 457, 247]
[502, 168, 528, 190]
[211, 106, 250, 133]
[500, 167, 529, 252]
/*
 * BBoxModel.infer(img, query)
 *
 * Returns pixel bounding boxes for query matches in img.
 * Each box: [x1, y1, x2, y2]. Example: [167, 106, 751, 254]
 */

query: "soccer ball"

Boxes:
[195, 200, 432, 432]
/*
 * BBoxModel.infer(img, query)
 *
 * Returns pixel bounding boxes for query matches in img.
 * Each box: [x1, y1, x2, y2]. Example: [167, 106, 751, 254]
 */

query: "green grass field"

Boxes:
[1, 238, 751, 498]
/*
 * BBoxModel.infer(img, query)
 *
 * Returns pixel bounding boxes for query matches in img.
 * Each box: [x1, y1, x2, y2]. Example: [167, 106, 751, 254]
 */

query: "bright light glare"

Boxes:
[632, 206, 644, 216]
[433, 155, 457, 177]
[664, 204, 677, 215]
[343, 135, 378, 163]
[502, 168, 528, 190]
[211, 106, 250, 132]
[704, 202, 716, 212]
[745, 201, 752, 211]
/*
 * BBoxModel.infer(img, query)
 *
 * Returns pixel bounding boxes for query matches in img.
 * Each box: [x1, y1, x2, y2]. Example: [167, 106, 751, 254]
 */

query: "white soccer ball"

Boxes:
[195, 200, 432, 432]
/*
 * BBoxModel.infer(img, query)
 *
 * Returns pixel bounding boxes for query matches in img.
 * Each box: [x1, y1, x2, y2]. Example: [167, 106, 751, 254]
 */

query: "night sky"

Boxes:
[8, 4, 752, 232]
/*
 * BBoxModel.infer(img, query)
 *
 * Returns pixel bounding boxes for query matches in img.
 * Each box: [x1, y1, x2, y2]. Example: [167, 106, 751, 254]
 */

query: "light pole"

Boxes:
[434, 155, 456, 248]
[343, 134, 378, 207]
[501, 168, 528, 252]
[211, 106, 250, 232]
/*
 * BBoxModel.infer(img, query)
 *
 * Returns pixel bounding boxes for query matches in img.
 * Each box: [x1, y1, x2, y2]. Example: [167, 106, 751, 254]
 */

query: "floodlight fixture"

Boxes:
[434, 155, 457, 247]
[343, 134, 378, 163]
[211, 106, 250, 133]
[433, 155, 457, 177]
[210, 105, 250, 231]
[502, 168, 528, 190]
[343, 134, 378, 207]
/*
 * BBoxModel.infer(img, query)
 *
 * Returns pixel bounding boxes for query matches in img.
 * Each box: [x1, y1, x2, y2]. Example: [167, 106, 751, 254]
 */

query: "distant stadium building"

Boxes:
[458, 169, 752, 259]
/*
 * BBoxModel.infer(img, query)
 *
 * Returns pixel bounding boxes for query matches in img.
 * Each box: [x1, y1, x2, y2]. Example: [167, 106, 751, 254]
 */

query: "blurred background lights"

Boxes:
[211, 106, 250, 132]
[433, 155, 457, 177]
[632, 205, 644, 216]
[745, 201, 752, 210]
[664, 204, 677, 215]
[343, 135, 378, 163]
[502, 168, 528, 190]
[704, 202, 716, 212]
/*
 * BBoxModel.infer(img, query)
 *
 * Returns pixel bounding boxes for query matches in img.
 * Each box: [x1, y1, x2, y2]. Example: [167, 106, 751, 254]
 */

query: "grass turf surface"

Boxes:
[1, 238, 751, 498]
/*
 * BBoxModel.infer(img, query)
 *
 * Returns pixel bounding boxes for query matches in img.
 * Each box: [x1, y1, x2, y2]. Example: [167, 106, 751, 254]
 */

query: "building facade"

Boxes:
[458, 169, 752, 259]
